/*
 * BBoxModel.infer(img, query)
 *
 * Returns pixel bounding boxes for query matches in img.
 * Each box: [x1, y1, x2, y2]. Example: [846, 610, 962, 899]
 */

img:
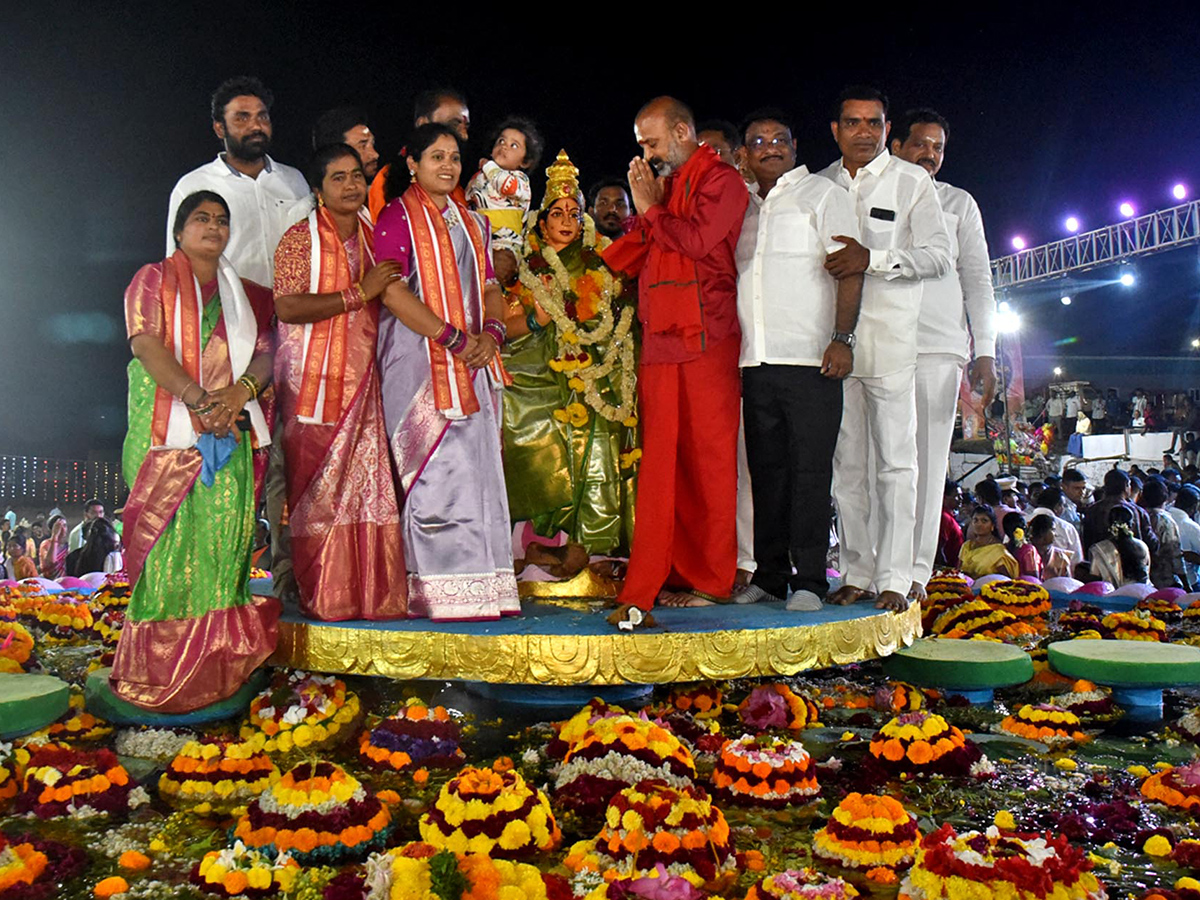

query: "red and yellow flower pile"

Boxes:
[32, 595, 93, 634]
[1137, 596, 1184, 622]
[980, 579, 1052, 622]
[869, 712, 990, 778]
[710, 734, 819, 807]
[554, 714, 697, 819]
[240, 669, 361, 755]
[666, 683, 723, 720]
[192, 839, 300, 897]
[1140, 759, 1200, 811]
[233, 761, 392, 864]
[921, 574, 974, 631]
[999, 704, 1091, 747]
[897, 823, 1105, 900]
[1101, 611, 1166, 641]
[359, 699, 465, 773]
[0, 621, 34, 673]
[370, 841, 558, 900]
[738, 684, 821, 732]
[746, 868, 860, 900]
[930, 599, 1038, 641]
[552, 698, 625, 757]
[812, 792, 919, 876]
[0, 833, 47, 895]
[420, 765, 560, 858]
[16, 746, 131, 817]
[159, 733, 279, 816]
[564, 779, 735, 888]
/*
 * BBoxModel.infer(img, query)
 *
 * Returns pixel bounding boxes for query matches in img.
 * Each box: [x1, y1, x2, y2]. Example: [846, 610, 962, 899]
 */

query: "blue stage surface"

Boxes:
[269, 597, 922, 686]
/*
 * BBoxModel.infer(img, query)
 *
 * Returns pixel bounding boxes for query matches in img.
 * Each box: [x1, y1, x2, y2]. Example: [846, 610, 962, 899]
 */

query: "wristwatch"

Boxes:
[831, 331, 857, 349]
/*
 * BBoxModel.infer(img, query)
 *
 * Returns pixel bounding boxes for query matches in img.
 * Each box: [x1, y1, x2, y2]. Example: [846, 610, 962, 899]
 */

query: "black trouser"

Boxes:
[742, 363, 843, 597]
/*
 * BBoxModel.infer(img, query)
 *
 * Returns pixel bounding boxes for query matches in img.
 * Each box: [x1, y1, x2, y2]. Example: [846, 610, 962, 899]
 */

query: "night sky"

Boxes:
[4, 3, 1200, 457]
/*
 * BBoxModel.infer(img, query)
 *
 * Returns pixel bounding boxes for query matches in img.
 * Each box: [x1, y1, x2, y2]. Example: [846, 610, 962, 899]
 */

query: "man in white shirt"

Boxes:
[67, 498, 104, 552]
[1023, 486, 1085, 568]
[733, 109, 863, 611]
[166, 76, 309, 286]
[1168, 486, 1200, 588]
[818, 86, 952, 612]
[1065, 391, 1081, 435]
[890, 108, 998, 597]
[1047, 391, 1065, 435]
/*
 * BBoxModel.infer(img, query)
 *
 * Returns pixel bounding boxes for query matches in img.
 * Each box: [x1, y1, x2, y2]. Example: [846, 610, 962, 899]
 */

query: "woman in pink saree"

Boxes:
[373, 124, 519, 621]
[273, 144, 407, 621]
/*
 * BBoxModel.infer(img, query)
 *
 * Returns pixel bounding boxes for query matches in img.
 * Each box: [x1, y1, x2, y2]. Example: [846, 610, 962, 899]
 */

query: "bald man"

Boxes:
[602, 96, 749, 624]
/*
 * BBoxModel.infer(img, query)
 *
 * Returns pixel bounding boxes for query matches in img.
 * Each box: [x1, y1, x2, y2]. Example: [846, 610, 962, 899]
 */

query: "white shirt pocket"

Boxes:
[765, 209, 817, 256]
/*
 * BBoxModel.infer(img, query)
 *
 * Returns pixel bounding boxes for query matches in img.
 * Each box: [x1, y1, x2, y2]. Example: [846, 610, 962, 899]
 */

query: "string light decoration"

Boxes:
[0, 456, 127, 510]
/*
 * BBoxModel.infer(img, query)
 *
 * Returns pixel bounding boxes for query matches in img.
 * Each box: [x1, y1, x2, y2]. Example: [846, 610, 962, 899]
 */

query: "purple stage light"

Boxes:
[1011, 235, 1027, 250]
[1119, 201, 1136, 218]
[1064, 216, 1080, 233]
[1174, 183, 1188, 201]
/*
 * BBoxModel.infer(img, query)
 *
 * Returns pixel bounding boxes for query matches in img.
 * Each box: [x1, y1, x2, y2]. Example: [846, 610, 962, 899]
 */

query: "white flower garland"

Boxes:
[516, 223, 637, 423]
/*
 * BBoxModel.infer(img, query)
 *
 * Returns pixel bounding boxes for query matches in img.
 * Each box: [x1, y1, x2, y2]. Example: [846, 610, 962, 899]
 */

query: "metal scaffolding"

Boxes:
[990, 200, 1200, 288]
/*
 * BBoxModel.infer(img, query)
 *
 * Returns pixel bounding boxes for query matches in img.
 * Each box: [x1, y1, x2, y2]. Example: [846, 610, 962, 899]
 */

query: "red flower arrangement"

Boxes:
[738, 684, 821, 732]
[16, 746, 132, 818]
[0, 833, 87, 900]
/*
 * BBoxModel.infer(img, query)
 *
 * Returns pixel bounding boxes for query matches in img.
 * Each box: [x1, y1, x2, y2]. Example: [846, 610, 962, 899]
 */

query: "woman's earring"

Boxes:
[316, 194, 325, 207]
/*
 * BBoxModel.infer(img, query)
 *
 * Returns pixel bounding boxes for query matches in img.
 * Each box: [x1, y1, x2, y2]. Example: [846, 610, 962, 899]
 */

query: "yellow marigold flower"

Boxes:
[623, 415, 638, 427]
[1054, 757, 1078, 771]
[1127, 764, 1152, 778]
[568, 377, 586, 391]
[994, 810, 1016, 830]
[1144, 834, 1173, 856]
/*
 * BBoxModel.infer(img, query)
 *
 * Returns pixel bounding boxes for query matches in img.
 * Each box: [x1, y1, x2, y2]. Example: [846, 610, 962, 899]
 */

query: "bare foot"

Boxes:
[908, 581, 927, 602]
[658, 590, 715, 608]
[734, 568, 754, 587]
[827, 585, 875, 606]
[876, 591, 910, 611]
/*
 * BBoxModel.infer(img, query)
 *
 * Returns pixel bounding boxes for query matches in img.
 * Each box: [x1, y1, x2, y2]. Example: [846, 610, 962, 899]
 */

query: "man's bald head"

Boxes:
[634, 96, 699, 177]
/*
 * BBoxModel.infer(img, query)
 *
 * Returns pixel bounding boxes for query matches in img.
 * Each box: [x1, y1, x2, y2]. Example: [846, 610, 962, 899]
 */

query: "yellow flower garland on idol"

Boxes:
[240, 669, 361, 755]
[159, 733, 279, 816]
[812, 792, 920, 875]
[419, 766, 560, 858]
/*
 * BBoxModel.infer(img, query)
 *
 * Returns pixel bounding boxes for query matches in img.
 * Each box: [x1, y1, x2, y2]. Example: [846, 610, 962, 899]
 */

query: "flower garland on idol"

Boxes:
[516, 226, 637, 428]
[564, 779, 735, 889]
[897, 823, 1106, 900]
[709, 734, 819, 808]
[232, 761, 393, 864]
[159, 733, 279, 816]
[241, 669, 361, 755]
[419, 765, 560, 858]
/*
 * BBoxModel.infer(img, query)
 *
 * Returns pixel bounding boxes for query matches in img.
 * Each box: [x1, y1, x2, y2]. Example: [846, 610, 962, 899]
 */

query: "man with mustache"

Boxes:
[166, 76, 308, 287]
[587, 177, 632, 240]
[602, 96, 748, 624]
[817, 85, 952, 614]
[312, 106, 381, 181]
[733, 109, 863, 612]
[890, 108, 998, 599]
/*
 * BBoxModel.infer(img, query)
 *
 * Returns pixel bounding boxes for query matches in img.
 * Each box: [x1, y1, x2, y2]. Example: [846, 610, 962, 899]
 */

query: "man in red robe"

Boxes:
[603, 96, 749, 625]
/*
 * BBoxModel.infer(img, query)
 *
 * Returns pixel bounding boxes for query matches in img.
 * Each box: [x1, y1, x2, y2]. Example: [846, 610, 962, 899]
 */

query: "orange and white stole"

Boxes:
[295, 206, 375, 425]
[149, 250, 269, 448]
[401, 184, 508, 419]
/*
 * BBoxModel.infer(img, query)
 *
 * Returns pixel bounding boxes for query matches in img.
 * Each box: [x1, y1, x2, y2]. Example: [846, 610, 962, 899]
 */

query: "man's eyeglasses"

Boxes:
[747, 135, 791, 151]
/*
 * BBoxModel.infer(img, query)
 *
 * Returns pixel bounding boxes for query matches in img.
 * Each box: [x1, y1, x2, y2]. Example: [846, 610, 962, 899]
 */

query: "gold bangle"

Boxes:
[238, 374, 260, 400]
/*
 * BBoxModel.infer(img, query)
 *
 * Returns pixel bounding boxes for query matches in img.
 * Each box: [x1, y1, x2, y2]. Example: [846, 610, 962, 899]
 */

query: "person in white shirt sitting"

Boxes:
[166, 76, 309, 288]
[818, 86, 953, 613]
[1023, 486, 1085, 570]
[889, 108, 998, 601]
[732, 109, 863, 612]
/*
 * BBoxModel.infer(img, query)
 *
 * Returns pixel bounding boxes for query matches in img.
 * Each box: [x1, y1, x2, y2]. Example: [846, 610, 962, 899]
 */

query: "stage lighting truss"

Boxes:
[991, 200, 1200, 287]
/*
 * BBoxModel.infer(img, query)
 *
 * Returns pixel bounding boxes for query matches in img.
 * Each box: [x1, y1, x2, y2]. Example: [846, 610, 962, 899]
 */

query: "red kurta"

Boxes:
[605, 146, 748, 609]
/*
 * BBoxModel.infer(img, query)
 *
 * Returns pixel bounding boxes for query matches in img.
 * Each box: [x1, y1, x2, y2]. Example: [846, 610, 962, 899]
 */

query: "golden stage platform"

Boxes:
[269, 596, 922, 686]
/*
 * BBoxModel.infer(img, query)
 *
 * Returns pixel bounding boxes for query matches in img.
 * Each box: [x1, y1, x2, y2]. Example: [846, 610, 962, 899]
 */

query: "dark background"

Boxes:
[3, 3, 1199, 457]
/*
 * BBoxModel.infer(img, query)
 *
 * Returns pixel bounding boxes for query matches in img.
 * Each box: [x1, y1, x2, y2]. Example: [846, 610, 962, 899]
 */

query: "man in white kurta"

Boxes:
[818, 88, 952, 611]
[166, 76, 309, 287]
[890, 108, 998, 595]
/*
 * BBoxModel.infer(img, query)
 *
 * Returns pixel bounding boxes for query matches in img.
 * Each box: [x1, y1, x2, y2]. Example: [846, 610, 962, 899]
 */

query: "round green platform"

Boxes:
[883, 638, 1034, 692]
[0, 673, 71, 739]
[1048, 639, 1200, 687]
[84, 667, 268, 726]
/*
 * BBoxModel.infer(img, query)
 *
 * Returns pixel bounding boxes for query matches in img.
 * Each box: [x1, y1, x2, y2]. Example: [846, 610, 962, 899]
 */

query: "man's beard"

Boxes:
[227, 130, 271, 161]
[651, 141, 688, 178]
[595, 214, 623, 238]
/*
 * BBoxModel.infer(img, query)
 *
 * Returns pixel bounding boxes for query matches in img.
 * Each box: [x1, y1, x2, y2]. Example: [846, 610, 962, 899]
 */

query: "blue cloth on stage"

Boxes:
[1067, 433, 1084, 457]
[197, 432, 238, 487]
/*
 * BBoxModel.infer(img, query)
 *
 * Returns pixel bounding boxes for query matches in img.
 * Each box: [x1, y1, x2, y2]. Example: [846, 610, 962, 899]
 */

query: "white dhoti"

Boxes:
[912, 353, 966, 584]
[833, 365, 918, 596]
[736, 411, 756, 573]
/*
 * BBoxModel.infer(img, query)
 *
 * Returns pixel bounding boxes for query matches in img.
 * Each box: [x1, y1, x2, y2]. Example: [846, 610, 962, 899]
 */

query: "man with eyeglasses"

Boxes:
[890, 108, 997, 599]
[733, 109, 863, 612]
[817, 85, 952, 614]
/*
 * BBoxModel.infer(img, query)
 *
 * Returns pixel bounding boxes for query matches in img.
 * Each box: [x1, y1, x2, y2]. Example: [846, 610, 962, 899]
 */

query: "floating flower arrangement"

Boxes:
[419, 765, 559, 858]
[812, 792, 919, 877]
[999, 704, 1091, 748]
[709, 733, 819, 807]
[240, 669, 361, 755]
[869, 712, 991, 778]
[159, 733, 279, 816]
[358, 699, 465, 774]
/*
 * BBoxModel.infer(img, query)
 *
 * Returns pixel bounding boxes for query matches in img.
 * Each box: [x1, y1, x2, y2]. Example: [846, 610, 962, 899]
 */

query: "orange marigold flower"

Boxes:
[413, 768, 430, 785]
[881, 739, 906, 762]
[118, 850, 151, 871]
[95, 877, 129, 898]
[652, 832, 681, 853]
